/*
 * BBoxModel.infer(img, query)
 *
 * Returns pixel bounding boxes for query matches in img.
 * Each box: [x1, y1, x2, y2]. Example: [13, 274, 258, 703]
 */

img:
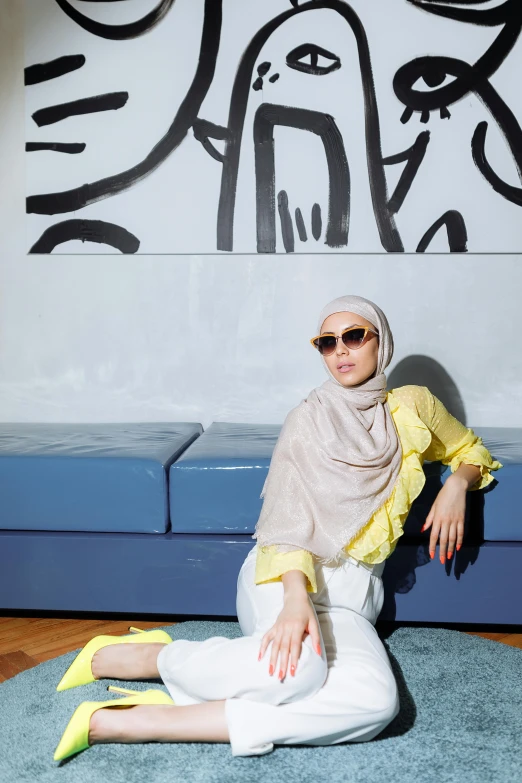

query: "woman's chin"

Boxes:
[336, 371, 358, 385]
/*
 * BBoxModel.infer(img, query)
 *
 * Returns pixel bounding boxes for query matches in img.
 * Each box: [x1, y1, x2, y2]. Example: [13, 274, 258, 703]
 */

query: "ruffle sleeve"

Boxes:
[345, 388, 432, 563]
[254, 544, 317, 593]
[440, 436, 503, 490]
[419, 386, 503, 490]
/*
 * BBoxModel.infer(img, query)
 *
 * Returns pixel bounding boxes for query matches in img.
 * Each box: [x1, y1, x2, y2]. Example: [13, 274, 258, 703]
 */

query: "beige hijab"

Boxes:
[252, 294, 403, 565]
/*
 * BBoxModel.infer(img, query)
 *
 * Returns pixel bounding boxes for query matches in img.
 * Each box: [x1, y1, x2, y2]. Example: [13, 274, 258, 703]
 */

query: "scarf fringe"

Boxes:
[252, 534, 355, 567]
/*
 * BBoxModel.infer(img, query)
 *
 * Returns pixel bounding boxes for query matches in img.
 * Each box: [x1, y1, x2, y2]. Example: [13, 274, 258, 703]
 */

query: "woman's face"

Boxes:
[319, 311, 379, 387]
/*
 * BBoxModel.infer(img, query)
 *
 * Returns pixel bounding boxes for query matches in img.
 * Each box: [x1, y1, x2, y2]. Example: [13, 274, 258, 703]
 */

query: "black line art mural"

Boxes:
[26, 0, 222, 217]
[24, 0, 522, 253]
[26, 142, 86, 154]
[416, 210, 468, 253]
[54, 0, 176, 40]
[29, 219, 140, 254]
[254, 104, 350, 252]
[32, 92, 128, 128]
[24, 54, 86, 86]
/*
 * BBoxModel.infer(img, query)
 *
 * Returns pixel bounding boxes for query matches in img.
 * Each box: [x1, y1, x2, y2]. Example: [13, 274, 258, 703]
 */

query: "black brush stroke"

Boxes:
[29, 219, 140, 254]
[54, 0, 175, 40]
[384, 131, 430, 214]
[472, 121, 522, 205]
[395, 56, 522, 185]
[295, 207, 308, 241]
[312, 203, 322, 240]
[277, 191, 295, 252]
[394, 0, 522, 115]
[397, 56, 522, 208]
[193, 118, 230, 163]
[469, 72, 522, 205]
[407, 0, 514, 26]
[414, 1, 494, 4]
[24, 54, 85, 86]
[416, 211, 468, 252]
[394, 42, 521, 113]
[254, 104, 349, 253]
[32, 92, 128, 128]
[26, 142, 86, 154]
[217, 0, 402, 253]
[286, 43, 341, 75]
[27, 0, 222, 216]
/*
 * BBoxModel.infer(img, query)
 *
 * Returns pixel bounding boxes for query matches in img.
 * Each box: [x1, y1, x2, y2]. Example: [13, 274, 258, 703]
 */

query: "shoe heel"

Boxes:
[128, 627, 145, 634]
[107, 686, 141, 695]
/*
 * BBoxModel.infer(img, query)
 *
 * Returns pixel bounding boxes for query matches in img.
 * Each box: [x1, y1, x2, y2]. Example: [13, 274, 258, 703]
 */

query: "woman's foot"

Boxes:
[91, 643, 167, 681]
[88, 704, 178, 745]
[88, 702, 230, 745]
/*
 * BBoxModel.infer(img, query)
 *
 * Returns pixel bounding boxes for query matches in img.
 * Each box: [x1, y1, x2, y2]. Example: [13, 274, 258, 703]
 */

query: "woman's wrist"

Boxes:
[447, 463, 482, 491]
[282, 569, 309, 600]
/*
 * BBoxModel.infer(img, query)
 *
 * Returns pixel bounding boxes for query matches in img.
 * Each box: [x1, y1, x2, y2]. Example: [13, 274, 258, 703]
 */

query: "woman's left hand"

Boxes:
[421, 475, 467, 563]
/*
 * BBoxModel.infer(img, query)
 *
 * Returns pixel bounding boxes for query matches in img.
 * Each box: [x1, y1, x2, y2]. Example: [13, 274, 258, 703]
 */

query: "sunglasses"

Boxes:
[310, 325, 379, 356]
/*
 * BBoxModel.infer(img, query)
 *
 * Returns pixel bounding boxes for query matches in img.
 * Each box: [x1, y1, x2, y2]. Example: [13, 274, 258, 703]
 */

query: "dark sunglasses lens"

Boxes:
[316, 335, 336, 355]
[343, 328, 366, 349]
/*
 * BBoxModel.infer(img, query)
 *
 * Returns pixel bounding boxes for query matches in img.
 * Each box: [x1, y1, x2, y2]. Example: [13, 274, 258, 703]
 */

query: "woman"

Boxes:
[53, 295, 502, 760]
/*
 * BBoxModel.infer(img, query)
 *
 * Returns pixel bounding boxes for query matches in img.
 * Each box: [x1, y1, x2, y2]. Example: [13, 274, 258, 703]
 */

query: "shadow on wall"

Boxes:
[387, 355, 467, 426]
[380, 354, 497, 625]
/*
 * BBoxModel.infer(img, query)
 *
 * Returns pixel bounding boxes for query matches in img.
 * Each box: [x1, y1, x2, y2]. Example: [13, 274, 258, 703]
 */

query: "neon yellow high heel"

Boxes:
[53, 686, 175, 762]
[56, 626, 173, 692]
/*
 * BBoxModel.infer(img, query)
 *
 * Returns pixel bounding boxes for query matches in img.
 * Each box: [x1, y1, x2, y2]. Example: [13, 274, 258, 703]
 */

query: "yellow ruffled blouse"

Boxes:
[254, 384, 503, 593]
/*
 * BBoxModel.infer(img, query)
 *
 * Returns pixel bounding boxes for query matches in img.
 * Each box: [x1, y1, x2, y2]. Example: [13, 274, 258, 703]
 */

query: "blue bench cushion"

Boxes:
[465, 427, 522, 542]
[0, 423, 202, 533]
[170, 423, 280, 533]
[169, 422, 521, 542]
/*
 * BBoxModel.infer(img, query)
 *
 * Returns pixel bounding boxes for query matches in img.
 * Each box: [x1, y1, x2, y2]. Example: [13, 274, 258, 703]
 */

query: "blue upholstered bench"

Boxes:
[0, 422, 520, 624]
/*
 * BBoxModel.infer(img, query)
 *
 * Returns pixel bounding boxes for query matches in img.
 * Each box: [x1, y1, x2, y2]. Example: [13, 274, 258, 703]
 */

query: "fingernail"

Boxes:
[456, 543, 462, 551]
[447, 551, 453, 559]
[429, 551, 434, 560]
[269, 664, 274, 676]
[278, 669, 283, 680]
[420, 525, 425, 532]
[290, 664, 295, 676]
[317, 644, 321, 655]
[258, 651, 262, 661]
[440, 556, 445, 564]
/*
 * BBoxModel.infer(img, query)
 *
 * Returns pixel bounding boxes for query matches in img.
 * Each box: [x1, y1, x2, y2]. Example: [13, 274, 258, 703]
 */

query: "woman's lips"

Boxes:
[338, 364, 355, 373]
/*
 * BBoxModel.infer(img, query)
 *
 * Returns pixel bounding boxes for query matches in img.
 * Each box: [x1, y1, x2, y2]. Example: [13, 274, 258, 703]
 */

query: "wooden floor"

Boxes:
[0, 616, 521, 683]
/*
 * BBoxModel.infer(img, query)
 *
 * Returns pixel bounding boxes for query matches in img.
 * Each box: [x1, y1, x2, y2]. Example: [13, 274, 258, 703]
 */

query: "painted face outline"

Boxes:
[395, 0, 522, 117]
[209, 0, 403, 254]
[394, 0, 522, 209]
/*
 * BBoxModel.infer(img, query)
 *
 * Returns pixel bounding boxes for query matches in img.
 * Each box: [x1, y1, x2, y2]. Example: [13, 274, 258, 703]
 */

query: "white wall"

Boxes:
[1, 0, 521, 428]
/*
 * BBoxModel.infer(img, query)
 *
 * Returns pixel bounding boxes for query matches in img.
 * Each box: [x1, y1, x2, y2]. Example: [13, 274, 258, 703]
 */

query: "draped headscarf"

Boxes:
[252, 294, 403, 565]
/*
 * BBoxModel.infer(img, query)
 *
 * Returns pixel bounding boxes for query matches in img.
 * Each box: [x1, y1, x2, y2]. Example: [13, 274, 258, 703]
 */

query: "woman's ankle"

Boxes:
[91, 643, 166, 680]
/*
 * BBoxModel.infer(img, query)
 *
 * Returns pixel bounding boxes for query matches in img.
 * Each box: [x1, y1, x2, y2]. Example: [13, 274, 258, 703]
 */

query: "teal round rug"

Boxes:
[1, 621, 520, 782]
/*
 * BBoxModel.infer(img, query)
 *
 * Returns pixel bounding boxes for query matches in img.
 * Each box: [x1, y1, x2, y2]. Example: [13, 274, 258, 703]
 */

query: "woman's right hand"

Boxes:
[258, 593, 322, 680]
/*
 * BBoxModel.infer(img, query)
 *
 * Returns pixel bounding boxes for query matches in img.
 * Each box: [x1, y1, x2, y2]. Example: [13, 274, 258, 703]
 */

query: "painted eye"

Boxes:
[414, 68, 456, 92]
[286, 43, 341, 76]
[393, 55, 466, 122]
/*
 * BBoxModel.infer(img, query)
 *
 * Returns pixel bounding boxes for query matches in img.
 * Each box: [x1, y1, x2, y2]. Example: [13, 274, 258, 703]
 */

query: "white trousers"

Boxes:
[156, 544, 400, 757]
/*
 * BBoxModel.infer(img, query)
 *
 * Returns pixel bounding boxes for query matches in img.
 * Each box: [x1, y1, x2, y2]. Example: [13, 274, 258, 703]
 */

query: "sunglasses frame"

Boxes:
[310, 325, 379, 355]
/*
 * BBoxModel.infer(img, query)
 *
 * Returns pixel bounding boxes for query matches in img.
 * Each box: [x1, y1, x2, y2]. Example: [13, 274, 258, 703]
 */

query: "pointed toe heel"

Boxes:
[56, 626, 173, 692]
[53, 688, 175, 762]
